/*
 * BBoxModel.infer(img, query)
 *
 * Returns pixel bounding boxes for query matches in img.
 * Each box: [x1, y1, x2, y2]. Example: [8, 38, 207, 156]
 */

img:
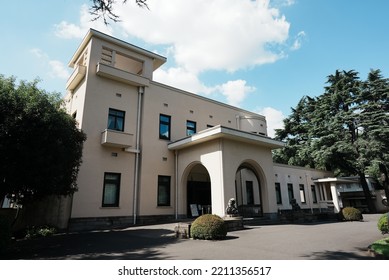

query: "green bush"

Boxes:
[341, 207, 363, 221]
[25, 225, 57, 239]
[0, 216, 12, 253]
[190, 214, 227, 240]
[378, 213, 389, 234]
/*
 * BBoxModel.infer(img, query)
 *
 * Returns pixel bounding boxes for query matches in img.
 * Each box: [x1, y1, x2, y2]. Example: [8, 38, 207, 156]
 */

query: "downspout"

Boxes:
[133, 86, 144, 225]
[175, 150, 179, 220]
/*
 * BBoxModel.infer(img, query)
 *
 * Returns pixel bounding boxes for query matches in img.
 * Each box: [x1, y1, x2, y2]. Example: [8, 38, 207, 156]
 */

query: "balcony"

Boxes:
[96, 63, 149, 87]
[66, 65, 86, 91]
[101, 129, 134, 148]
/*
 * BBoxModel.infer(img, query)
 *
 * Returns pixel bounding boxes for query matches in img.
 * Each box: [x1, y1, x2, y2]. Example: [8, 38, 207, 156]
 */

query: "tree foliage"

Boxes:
[0, 75, 86, 203]
[274, 69, 389, 212]
[90, 0, 148, 24]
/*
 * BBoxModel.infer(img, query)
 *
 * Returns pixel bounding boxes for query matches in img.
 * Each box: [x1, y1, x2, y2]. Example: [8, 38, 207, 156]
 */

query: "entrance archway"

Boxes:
[235, 162, 263, 217]
[186, 164, 211, 217]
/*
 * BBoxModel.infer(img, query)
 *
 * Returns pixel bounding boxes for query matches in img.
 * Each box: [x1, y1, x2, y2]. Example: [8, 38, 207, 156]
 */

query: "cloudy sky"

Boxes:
[1, 0, 389, 137]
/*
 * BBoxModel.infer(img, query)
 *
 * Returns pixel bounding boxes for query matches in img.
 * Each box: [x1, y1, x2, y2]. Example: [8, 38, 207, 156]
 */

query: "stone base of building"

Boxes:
[68, 214, 190, 231]
[223, 216, 244, 231]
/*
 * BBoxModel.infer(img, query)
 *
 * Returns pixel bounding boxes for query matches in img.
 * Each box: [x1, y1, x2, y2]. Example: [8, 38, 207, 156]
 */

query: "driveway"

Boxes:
[2, 214, 384, 260]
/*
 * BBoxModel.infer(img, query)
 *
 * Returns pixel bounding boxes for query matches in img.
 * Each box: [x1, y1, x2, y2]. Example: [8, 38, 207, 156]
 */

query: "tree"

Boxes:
[90, 0, 148, 24]
[0, 75, 86, 204]
[274, 69, 389, 212]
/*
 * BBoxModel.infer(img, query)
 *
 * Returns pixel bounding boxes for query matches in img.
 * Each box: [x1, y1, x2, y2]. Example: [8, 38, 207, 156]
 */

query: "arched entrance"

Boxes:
[186, 164, 211, 217]
[235, 162, 263, 217]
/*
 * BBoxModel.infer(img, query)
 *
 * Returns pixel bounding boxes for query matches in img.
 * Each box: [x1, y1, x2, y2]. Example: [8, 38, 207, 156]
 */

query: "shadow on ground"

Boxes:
[301, 247, 374, 260]
[1, 228, 178, 260]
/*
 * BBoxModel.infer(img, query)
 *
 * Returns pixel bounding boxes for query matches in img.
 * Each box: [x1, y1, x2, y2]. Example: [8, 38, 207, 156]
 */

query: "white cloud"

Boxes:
[291, 31, 306, 51]
[154, 68, 255, 107]
[257, 107, 285, 138]
[30, 49, 70, 80]
[55, 0, 297, 106]
[48, 60, 70, 79]
[217, 80, 256, 107]
[154, 67, 210, 94]
[116, 0, 290, 73]
[271, 0, 295, 7]
[54, 4, 113, 39]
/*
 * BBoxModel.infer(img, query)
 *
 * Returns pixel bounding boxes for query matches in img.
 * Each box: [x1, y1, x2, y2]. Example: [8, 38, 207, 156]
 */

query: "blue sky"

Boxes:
[1, 0, 388, 137]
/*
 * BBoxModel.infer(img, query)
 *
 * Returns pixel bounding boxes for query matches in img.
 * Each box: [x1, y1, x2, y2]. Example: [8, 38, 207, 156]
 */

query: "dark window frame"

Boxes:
[246, 180, 254, 205]
[275, 182, 282, 204]
[186, 120, 197, 136]
[299, 184, 306, 204]
[108, 108, 125, 131]
[157, 175, 171, 206]
[102, 172, 121, 207]
[311, 185, 318, 203]
[287, 183, 294, 203]
[159, 114, 171, 140]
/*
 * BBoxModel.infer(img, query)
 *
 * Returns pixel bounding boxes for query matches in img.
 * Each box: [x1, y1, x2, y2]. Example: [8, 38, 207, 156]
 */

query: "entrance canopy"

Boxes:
[168, 125, 284, 218]
[168, 125, 284, 151]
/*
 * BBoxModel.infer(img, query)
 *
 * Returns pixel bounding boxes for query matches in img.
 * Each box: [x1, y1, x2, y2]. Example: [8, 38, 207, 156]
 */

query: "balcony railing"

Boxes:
[66, 65, 86, 91]
[101, 129, 134, 148]
[96, 63, 149, 87]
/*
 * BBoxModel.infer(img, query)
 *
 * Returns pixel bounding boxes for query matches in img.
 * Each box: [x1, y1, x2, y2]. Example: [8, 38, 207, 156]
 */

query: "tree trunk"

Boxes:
[359, 172, 376, 213]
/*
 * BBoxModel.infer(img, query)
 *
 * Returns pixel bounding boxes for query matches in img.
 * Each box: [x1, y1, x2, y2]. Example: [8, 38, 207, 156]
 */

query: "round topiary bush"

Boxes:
[341, 207, 363, 221]
[190, 214, 227, 240]
[377, 213, 389, 234]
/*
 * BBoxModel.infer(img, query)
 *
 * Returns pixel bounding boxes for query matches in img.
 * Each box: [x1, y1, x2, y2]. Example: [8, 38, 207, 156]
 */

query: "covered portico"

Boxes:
[168, 125, 284, 219]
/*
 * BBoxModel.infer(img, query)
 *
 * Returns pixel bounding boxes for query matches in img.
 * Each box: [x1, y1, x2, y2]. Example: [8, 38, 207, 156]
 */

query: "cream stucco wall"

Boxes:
[273, 163, 333, 211]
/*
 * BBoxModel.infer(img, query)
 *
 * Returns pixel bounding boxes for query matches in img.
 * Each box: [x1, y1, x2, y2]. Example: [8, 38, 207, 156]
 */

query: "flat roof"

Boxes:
[168, 125, 285, 151]
[68, 28, 167, 69]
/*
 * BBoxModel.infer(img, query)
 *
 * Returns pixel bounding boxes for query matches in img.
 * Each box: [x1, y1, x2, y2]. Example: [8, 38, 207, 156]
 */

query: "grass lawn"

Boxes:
[370, 237, 389, 258]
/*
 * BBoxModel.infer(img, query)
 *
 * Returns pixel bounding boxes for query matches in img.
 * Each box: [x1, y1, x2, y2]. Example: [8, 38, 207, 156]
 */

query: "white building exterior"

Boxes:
[63, 29, 337, 229]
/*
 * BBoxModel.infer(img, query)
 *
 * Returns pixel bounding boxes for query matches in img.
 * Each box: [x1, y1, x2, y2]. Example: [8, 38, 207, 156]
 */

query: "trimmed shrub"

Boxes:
[377, 213, 389, 234]
[341, 207, 363, 221]
[190, 214, 227, 240]
[0, 216, 12, 253]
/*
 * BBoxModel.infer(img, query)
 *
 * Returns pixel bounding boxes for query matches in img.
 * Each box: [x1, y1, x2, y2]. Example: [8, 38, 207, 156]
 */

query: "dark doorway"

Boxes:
[187, 181, 211, 217]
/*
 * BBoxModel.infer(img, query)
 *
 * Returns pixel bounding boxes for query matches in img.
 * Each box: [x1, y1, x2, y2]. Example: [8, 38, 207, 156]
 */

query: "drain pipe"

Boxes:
[133, 86, 144, 225]
[175, 150, 179, 220]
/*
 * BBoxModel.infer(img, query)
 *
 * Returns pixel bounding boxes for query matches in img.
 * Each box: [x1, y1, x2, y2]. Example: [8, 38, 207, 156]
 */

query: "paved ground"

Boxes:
[1, 214, 384, 260]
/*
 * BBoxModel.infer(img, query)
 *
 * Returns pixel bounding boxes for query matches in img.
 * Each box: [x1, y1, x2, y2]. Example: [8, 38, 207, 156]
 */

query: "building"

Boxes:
[63, 29, 336, 229]
[314, 176, 388, 213]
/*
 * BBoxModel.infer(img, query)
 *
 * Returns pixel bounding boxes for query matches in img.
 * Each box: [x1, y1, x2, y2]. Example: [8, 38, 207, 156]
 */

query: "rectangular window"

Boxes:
[108, 108, 125, 131]
[186, 120, 196, 136]
[299, 184, 306, 204]
[287, 183, 294, 203]
[311, 185, 318, 203]
[158, 175, 171, 206]
[159, 114, 171, 140]
[246, 181, 254, 205]
[275, 183, 282, 204]
[102, 173, 121, 207]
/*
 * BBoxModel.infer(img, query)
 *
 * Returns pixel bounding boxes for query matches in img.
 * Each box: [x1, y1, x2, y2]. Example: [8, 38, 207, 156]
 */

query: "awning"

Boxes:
[168, 125, 285, 151]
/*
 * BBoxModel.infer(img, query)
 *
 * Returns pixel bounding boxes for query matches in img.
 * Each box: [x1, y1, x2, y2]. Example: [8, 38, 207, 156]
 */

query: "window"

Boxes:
[102, 173, 121, 207]
[311, 185, 318, 203]
[186, 120, 196, 136]
[159, 114, 171, 140]
[108, 108, 125, 131]
[275, 183, 282, 204]
[287, 183, 294, 203]
[299, 184, 306, 204]
[158, 175, 171, 206]
[246, 181, 254, 205]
